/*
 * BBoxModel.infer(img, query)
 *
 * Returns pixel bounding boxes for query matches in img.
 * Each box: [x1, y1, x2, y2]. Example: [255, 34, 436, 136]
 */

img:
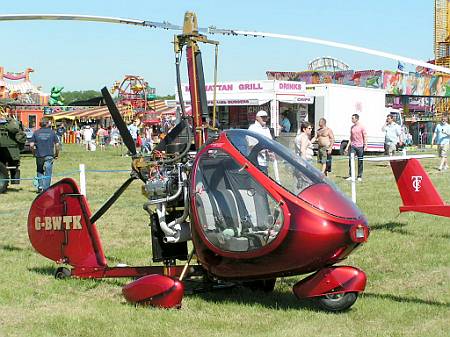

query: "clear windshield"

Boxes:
[194, 149, 284, 253]
[225, 129, 325, 195]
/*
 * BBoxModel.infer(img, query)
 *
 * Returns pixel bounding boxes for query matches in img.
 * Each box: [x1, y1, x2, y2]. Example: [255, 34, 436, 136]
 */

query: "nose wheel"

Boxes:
[54, 267, 71, 279]
[316, 292, 358, 312]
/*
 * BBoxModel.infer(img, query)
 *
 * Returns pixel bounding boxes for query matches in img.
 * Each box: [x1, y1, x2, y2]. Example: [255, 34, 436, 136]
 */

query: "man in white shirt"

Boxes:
[82, 125, 94, 151]
[382, 114, 402, 156]
[128, 119, 140, 144]
[248, 110, 272, 173]
[432, 115, 450, 171]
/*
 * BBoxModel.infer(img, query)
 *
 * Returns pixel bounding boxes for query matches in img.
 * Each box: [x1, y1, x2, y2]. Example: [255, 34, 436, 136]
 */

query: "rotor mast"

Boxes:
[174, 12, 219, 149]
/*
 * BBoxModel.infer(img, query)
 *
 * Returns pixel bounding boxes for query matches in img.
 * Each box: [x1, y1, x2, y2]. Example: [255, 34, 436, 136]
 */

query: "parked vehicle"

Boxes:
[307, 84, 404, 153]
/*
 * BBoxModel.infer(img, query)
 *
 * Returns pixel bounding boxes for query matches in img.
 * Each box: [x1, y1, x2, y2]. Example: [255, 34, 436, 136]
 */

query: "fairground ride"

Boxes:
[435, 0, 450, 68]
[111, 75, 157, 122]
[434, 0, 450, 114]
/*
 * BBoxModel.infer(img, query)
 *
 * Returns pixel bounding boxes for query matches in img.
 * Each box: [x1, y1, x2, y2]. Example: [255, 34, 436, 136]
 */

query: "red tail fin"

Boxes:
[28, 178, 107, 268]
[390, 158, 450, 218]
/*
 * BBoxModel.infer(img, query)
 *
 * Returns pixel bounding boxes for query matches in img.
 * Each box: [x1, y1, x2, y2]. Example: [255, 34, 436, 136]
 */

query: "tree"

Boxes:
[62, 90, 102, 105]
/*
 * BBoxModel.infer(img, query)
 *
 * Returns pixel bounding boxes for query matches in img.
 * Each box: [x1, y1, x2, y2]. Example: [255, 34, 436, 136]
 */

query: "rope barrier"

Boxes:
[0, 168, 131, 182]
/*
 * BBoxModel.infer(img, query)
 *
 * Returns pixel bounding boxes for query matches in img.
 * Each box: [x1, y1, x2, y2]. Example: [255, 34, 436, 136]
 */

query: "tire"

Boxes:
[316, 292, 358, 312]
[339, 141, 348, 155]
[0, 162, 9, 193]
[54, 267, 71, 279]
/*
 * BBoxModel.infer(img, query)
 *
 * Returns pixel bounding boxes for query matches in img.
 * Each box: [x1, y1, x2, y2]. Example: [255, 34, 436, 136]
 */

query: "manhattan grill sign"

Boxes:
[178, 80, 313, 106]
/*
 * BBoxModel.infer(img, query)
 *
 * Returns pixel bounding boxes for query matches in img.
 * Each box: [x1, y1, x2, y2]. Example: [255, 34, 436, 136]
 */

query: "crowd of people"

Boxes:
[251, 109, 449, 183]
[28, 110, 449, 194]
[71, 120, 167, 153]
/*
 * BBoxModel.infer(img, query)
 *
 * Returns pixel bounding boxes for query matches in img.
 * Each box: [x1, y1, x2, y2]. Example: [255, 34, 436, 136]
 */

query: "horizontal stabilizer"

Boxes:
[400, 205, 450, 218]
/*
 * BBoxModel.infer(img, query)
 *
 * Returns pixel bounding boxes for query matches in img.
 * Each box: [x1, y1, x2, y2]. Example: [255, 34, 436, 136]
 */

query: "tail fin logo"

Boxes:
[411, 176, 423, 192]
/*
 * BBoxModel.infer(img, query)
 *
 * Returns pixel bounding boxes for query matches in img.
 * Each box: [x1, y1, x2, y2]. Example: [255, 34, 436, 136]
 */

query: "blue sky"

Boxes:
[1, 1, 434, 95]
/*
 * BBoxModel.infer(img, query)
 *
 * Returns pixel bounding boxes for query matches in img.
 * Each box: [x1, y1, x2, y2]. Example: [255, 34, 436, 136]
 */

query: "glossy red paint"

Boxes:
[292, 266, 367, 298]
[122, 274, 184, 308]
[391, 158, 450, 218]
[299, 183, 362, 219]
[190, 133, 369, 280]
[71, 265, 186, 279]
[27, 178, 107, 268]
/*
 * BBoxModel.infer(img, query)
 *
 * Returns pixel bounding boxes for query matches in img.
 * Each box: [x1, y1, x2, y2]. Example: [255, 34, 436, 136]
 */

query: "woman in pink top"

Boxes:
[344, 114, 367, 181]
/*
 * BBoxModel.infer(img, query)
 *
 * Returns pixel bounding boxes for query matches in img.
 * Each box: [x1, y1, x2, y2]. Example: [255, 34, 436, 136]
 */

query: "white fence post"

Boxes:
[79, 163, 86, 196]
[350, 152, 356, 203]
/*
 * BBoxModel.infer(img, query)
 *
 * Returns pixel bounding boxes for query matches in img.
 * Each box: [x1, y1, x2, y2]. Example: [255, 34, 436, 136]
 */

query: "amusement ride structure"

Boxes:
[0, 66, 47, 105]
[307, 57, 349, 72]
[111, 75, 159, 123]
[434, 0, 450, 68]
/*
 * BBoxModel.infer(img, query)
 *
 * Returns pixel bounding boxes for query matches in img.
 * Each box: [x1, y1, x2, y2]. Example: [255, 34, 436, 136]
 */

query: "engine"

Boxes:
[142, 165, 179, 201]
[137, 151, 196, 263]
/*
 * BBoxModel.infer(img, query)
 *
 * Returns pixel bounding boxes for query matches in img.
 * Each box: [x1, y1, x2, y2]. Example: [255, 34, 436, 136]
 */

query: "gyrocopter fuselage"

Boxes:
[26, 11, 370, 312]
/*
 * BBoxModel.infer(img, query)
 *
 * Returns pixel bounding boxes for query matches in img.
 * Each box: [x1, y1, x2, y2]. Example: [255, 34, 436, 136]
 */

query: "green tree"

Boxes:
[62, 90, 102, 105]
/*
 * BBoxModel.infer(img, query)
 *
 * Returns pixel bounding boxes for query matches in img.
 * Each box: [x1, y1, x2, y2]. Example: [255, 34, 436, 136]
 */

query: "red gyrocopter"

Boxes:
[26, 12, 370, 312]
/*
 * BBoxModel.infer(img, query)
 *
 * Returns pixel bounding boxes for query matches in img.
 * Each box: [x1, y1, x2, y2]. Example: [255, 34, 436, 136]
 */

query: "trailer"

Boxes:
[307, 84, 403, 153]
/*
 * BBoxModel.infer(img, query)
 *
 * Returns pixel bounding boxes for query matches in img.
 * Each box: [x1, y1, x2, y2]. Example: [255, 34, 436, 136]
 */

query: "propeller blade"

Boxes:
[101, 87, 137, 156]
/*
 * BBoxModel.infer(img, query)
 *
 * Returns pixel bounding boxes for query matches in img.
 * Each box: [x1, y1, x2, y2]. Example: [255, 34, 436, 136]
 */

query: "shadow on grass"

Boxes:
[0, 244, 24, 252]
[4, 188, 23, 193]
[370, 221, 410, 235]
[434, 233, 450, 239]
[28, 266, 129, 287]
[193, 287, 450, 311]
[364, 292, 450, 308]
[190, 286, 324, 312]
[29, 266, 55, 276]
[371, 222, 450, 239]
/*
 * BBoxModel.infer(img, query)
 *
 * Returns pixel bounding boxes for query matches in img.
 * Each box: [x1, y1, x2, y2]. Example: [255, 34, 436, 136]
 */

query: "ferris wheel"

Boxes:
[114, 75, 148, 113]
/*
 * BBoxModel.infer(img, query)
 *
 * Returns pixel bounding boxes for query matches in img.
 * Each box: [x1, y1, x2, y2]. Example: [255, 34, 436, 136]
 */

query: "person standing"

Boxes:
[280, 111, 291, 133]
[128, 119, 140, 146]
[56, 122, 66, 148]
[382, 114, 402, 156]
[431, 115, 450, 171]
[82, 125, 94, 151]
[248, 110, 272, 174]
[295, 121, 315, 162]
[96, 125, 108, 151]
[344, 114, 367, 181]
[316, 118, 335, 175]
[109, 125, 120, 147]
[30, 119, 60, 193]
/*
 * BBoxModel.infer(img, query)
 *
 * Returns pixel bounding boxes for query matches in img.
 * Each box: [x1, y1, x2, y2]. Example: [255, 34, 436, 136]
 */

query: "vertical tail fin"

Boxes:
[390, 158, 445, 207]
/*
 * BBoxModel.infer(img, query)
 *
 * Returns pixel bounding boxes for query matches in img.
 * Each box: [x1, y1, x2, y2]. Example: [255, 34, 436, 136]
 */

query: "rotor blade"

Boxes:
[90, 176, 136, 224]
[211, 28, 450, 74]
[101, 87, 136, 156]
[2, 13, 447, 74]
[0, 14, 182, 31]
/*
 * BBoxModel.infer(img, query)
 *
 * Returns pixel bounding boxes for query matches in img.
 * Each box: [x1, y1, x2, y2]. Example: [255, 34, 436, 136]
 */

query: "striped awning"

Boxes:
[48, 100, 173, 121]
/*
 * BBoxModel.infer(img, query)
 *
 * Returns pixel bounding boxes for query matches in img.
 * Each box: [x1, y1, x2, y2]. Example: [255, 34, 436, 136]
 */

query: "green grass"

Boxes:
[1, 144, 449, 337]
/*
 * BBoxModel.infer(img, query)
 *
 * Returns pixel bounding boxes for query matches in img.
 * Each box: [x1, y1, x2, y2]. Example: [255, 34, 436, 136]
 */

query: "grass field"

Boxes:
[0, 143, 449, 337]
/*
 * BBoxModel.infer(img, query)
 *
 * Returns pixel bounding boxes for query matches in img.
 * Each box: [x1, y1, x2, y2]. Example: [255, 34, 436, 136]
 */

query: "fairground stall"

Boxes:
[173, 80, 311, 136]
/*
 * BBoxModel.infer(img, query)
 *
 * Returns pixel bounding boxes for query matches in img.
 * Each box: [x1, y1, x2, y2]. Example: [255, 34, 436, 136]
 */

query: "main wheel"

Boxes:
[316, 292, 358, 312]
[0, 162, 9, 193]
[54, 267, 71, 279]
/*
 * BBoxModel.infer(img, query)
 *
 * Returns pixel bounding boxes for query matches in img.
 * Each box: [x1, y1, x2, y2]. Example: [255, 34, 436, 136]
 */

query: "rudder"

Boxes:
[390, 158, 445, 208]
